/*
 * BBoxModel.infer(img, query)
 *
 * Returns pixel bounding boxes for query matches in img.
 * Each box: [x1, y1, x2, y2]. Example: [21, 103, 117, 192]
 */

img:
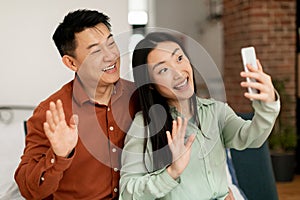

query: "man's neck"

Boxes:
[94, 84, 115, 105]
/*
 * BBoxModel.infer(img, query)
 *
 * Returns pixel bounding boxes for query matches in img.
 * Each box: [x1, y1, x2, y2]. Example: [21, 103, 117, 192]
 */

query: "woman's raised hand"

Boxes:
[166, 117, 196, 179]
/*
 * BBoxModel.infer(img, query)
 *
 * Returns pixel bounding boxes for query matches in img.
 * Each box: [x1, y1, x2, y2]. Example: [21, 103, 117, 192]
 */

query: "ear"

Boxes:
[62, 55, 78, 72]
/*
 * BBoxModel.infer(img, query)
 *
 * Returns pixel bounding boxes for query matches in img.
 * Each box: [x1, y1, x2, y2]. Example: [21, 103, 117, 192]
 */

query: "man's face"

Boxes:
[73, 23, 120, 88]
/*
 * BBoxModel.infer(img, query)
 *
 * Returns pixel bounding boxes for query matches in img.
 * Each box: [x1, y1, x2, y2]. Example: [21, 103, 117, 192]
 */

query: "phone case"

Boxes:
[241, 47, 258, 94]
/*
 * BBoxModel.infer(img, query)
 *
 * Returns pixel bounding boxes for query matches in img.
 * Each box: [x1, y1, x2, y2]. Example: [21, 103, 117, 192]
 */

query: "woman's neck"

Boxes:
[169, 98, 193, 120]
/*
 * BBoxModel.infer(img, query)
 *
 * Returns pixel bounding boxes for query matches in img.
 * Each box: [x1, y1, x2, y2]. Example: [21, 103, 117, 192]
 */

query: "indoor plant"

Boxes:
[268, 79, 297, 182]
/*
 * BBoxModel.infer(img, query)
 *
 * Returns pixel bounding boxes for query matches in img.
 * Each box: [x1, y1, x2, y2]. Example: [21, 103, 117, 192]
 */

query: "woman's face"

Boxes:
[147, 41, 194, 105]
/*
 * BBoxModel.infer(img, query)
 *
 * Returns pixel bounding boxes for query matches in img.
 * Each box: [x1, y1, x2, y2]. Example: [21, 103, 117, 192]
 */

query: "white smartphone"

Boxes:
[241, 46, 258, 94]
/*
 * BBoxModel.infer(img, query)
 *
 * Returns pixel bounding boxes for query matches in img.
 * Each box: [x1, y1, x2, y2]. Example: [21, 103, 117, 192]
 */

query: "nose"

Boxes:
[172, 68, 184, 80]
[103, 46, 117, 62]
[169, 59, 184, 80]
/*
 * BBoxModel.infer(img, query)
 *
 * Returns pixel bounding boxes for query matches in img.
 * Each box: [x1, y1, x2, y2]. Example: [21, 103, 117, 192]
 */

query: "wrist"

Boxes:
[54, 148, 75, 158]
[66, 148, 75, 158]
[167, 165, 180, 180]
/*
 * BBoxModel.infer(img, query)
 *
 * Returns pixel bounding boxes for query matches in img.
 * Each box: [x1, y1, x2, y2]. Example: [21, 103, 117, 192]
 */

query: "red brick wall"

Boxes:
[223, 0, 296, 124]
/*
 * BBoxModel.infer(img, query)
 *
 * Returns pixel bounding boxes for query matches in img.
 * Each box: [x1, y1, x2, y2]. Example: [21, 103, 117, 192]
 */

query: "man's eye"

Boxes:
[92, 49, 101, 54]
[108, 40, 115, 47]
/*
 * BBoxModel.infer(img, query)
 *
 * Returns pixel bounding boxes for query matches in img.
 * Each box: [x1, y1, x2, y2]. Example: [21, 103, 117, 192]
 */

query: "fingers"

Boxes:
[46, 99, 65, 124]
[256, 59, 263, 71]
[166, 119, 179, 145]
[240, 58, 276, 102]
[70, 114, 79, 126]
[240, 59, 263, 81]
[169, 117, 187, 140]
[180, 117, 188, 140]
[171, 119, 178, 138]
[56, 99, 65, 122]
[49, 101, 60, 125]
[43, 121, 53, 140]
[166, 117, 191, 145]
[176, 117, 187, 140]
[244, 59, 263, 72]
[45, 110, 56, 132]
[70, 114, 79, 133]
[240, 65, 275, 102]
[185, 134, 196, 149]
[44, 99, 68, 132]
[240, 79, 261, 91]
[240, 70, 261, 82]
[166, 131, 172, 145]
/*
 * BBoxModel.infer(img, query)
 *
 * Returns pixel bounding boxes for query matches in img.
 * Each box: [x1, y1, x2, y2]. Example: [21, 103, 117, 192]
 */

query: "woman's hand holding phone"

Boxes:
[240, 47, 276, 102]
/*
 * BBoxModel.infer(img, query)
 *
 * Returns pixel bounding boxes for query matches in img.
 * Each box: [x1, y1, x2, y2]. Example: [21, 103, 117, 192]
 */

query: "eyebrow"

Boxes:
[86, 34, 113, 50]
[171, 48, 179, 57]
[152, 47, 180, 70]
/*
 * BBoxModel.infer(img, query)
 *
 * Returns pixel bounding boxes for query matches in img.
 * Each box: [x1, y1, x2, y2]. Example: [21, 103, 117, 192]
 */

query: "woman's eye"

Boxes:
[158, 68, 168, 74]
[177, 55, 183, 62]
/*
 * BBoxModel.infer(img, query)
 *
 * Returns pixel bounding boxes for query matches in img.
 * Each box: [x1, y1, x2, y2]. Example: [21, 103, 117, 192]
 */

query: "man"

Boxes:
[15, 9, 139, 199]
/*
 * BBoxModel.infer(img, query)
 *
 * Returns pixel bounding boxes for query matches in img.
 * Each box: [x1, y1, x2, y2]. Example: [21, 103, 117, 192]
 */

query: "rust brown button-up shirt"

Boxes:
[15, 76, 139, 200]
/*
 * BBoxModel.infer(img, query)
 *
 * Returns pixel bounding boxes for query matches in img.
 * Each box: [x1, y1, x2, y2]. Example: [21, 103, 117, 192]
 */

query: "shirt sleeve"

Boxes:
[119, 112, 179, 200]
[221, 91, 280, 149]
[14, 106, 74, 199]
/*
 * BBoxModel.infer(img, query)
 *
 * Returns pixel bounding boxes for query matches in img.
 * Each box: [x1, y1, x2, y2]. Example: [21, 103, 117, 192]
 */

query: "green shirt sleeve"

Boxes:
[120, 93, 280, 200]
[119, 112, 179, 200]
[221, 92, 280, 149]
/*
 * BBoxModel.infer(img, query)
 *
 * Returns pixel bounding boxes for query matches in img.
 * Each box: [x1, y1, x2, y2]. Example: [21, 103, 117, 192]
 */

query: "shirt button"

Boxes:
[109, 126, 114, 131]
[114, 168, 118, 172]
[41, 177, 45, 181]
[112, 148, 117, 153]
[107, 107, 110, 111]
[114, 188, 118, 193]
[50, 158, 55, 164]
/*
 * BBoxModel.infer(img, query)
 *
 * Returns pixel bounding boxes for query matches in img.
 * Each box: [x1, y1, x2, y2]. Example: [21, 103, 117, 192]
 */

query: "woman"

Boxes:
[119, 32, 280, 200]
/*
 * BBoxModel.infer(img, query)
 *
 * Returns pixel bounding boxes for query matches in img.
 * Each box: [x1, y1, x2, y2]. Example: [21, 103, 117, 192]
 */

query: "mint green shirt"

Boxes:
[120, 97, 280, 200]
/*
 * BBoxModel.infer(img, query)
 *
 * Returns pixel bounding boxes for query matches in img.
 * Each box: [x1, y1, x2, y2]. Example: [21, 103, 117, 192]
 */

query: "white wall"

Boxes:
[151, 0, 223, 69]
[198, 21, 224, 75]
[0, 0, 225, 106]
[0, 0, 130, 107]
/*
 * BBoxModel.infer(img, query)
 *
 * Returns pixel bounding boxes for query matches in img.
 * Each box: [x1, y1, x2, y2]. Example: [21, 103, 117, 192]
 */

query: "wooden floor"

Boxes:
[276, 174, 300, 200]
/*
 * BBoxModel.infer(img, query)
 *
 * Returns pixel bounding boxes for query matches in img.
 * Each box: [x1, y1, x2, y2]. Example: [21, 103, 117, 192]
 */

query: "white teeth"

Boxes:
[102, 65, 115, 72]
[174, 79, 188, 89]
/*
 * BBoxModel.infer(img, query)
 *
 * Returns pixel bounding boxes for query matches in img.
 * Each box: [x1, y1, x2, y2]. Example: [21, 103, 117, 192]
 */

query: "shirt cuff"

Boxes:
[252, 90, 280, 113]
[45, 148, 74, 172]
[153, 167, 180, 192]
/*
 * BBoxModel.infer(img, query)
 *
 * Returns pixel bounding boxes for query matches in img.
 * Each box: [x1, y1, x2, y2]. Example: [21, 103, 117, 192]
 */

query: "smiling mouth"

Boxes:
[102, 64, 116, 72]
[174, 78, 188, 89]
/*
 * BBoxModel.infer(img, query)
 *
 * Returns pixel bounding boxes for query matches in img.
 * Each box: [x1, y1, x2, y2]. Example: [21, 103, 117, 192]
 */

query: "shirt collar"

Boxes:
[73, 75, 90, 106]
[168, 97, 215, 120]
[72, 74, 124, 106]
[196, 97, 215, 107]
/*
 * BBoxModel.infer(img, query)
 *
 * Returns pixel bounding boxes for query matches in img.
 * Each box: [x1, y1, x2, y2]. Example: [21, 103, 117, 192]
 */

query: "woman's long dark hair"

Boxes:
[132, 32, 199, 170]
